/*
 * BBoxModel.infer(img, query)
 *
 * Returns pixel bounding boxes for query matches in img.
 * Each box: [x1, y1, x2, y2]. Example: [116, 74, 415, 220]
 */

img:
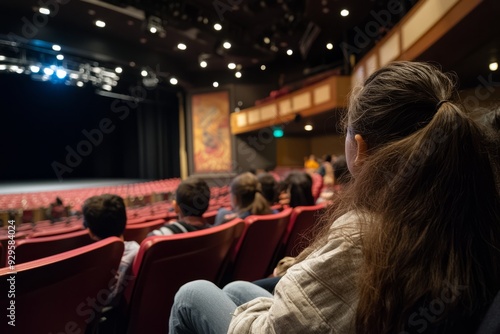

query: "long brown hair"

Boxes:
[300, 62, 500, 333]
[231, 172, 272, 216]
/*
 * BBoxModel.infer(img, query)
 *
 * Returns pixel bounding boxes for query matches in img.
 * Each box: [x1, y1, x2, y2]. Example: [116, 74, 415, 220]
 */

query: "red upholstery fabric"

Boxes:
[15, 229, 93, 265]
[123, 219, 166, 244]
[0, 237, 123, 334]
[29, 225, 84, 238]
[284, 204, 327, 257]
[124, 218, 245, 334]
[202, 210, 218, 225]
[311, 173, 324, 202]
[228, 208, 292, 282]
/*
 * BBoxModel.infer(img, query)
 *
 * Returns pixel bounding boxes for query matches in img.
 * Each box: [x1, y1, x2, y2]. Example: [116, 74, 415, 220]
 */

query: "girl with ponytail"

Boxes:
[170, 62, 500, 334]
[214, 172, 272, 225]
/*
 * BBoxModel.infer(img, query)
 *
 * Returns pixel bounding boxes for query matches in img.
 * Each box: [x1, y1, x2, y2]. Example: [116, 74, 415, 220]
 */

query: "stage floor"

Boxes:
[0, 179, 146, 195]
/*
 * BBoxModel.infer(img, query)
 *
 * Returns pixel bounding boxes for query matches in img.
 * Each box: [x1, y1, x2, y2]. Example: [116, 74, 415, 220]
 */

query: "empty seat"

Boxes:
[124, 218, 245, 334]
[0, 237, 124, 333]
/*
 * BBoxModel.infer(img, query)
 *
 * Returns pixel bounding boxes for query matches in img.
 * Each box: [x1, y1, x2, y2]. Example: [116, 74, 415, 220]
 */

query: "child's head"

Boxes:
[332, 155, 350, 185]
[257, 173, 278, 205]
[283, 171, 314, 208]
[230, 172, 271, 215]
[83, 194, 126, 240]
[174, 177, 210, 218]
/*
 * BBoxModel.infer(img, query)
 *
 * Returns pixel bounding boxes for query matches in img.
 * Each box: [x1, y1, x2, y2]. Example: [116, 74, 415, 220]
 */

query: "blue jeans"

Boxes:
[169, 280, 273, 334]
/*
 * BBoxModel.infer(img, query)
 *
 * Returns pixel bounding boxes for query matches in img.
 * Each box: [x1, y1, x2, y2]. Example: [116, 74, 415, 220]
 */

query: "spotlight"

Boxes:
[213, 81, 219, 88]
[260, 65, 266, 71]
[170, 77, 178, 85]
[115, 67, 123, 73]
[228, 63, 236, 70]
[141, 70, 148, 77]
[214, 23, 222, 31]
[95, 20, 106, 28]
[56, 54, 64, 60]
[235, 71, 242, 78]
[223, 41, 231, 49]
[43, 68, 54, 76]
[52, 45, 61, 51]
[56, 69, 67, 79]
[77, 81, 84, 87]
[489, 62, 498, 71]
[326, 43, 333, 50]
[200, 60, 207, 68]
[177, 43, 187, 50]
[286, 49, 293, 56]
[149, 26, 157, 34]
[340, 9, 349, 17]
[39, 7, 50, 15]
[30, 65, 40, 73]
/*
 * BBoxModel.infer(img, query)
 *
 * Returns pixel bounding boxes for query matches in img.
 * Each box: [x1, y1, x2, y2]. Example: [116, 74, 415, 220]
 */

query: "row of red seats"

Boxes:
[0, 203, 326, 333]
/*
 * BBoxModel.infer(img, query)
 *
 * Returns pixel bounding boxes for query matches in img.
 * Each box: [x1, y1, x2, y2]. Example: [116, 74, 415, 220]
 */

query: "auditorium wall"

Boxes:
[276, 135, 346, 166]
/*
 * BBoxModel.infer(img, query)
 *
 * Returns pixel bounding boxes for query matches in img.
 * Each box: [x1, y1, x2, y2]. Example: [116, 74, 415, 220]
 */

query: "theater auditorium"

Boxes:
[0, 0, 499, 333]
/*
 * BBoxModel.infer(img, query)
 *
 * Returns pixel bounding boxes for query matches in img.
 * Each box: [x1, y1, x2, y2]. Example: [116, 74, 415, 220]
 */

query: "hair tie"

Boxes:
[436, 100, 449, 110]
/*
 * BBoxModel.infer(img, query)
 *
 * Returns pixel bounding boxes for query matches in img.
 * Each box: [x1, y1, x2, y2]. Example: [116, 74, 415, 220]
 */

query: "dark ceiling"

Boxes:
[0, 0, 417, 90]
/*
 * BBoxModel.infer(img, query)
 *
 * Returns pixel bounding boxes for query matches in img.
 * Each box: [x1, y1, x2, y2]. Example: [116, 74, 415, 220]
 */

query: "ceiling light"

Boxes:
[235, 71, 242, 78]
[340, 9, 349, 17]
[260, 65, 266, 71]
[489, 62, 498, 71]
[200, 60, 207, 68]
[39, 7, 50, 15]
[149, 26, 157, 34]
[270, 45, 278, 52]
[56, 54, 64, 60]
[0, 55, 4, 61]
[95, 20, 106, 28]
[228, 63, 236, 70]
[286, 49, 293, 56]
[30, 65, 40, 73]
[326, 43, 334, 50]
[177, 43, 187, 50]
[0, 65, 6, 71]
[304, 124, 313, 131]
[10, 65, 19, 71]
[56, 69, 67, 79]
[223, 42, 231, 49]
[102, 84, 112, 91]
[141, 70, 148, 77]
[77, 81, 84, 87]
[15, 67, 24, 74]
[214, 23, 222, 31]
[263, 37, 271, 44]
[213, 81, 219, 88]
[52, 45, 61, 51]
[43, 68, 54, 76]
[69, 73, 79, 79]
[115, 67, 123, 73]
[170, 77, 178, 85]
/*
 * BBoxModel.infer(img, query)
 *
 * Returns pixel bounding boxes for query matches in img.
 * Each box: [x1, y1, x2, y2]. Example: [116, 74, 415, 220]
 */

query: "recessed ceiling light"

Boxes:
[141, 70, 148, 77]
[77, 81, 84, 87]
[223, 41, 231, 49]
[200, 60, 207, 68]
[39, 7, 50, 15]
[115, 67, 123, 74]
[260, 65, 266, 71]
[489, 62, 498, 71]
[56, 69, 67, 79]
[263, 37, 271, 44]
[52, 45, 61, 51]
[56, 54, 64, 60]
[213, 81, 219, 88]
[95, 20, 106, 28]
[340, 9, 349, 17]
[214, 23, 222, 31]
[0, 65, 7, 70]
[43, 68, 54, 76]
[102, 84, 112, 91]
[235, 71, 242, 78]
[304, 124, 313, 131]
[69, 73, 79, 79]
[177, 43, 187, 50]
[170, 77, 178, 85]
[150, 26, 157, 34]
[326, 43, 334, 50]
[30, 65, 40, 73]
[286, 49, 293, 56]
[228, 63, 236, 70]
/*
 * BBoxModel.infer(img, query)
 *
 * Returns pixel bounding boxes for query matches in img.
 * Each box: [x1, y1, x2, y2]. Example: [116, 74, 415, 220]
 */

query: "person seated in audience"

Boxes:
[214, 172, 272, 225]
[303, 154, 319, 171]
[317, 155, 351, 204]
[316, 154, 333, 179]
[168, 61, 500, 334]
[148, 177, 211, 236]
[257, 172, 279, 212]
[83, 194, 139, 306]
[278, 171, 315, 208]
[47, 196, 66, 222]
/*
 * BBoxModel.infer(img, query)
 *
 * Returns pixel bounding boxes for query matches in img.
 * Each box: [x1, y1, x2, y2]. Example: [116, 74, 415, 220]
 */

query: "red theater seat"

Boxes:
[123, 219, 166, 244]
[14, 229, 93, 265]
[124, 218, 245, 334]
[0, 237, 124, 334]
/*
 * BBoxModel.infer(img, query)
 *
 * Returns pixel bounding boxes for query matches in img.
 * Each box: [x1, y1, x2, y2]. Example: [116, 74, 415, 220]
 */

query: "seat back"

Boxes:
[229, 208, 292, 282]
[15, 229, 93, 264]
[123, 219, 166, 244]
[202, 210, 218, 225]
[0, 238, 123, 334]
[125, 219, 245, 334]
[284, 204, 327, 257]
[29, 224, 83, 238]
